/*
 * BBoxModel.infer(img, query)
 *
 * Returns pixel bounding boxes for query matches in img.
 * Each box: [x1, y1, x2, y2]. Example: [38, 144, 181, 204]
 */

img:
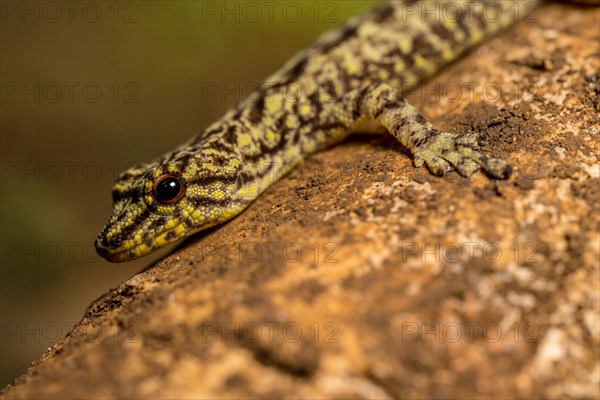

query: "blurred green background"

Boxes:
[0, 0, 375, 387]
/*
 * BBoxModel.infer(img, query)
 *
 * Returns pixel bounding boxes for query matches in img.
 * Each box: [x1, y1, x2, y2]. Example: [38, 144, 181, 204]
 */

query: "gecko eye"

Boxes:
[153, 174, 185, 204]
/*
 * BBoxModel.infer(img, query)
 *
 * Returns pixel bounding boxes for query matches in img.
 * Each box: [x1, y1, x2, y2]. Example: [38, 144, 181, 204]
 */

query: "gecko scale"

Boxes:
[96, 0, 537, 262]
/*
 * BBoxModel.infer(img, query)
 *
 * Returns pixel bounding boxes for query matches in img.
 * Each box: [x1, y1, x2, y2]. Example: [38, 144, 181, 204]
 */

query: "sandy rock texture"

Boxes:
[2, 2, 598, 399]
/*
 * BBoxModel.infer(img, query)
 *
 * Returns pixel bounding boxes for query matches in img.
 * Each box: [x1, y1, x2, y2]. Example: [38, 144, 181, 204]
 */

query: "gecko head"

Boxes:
[95, 150, 245, 262]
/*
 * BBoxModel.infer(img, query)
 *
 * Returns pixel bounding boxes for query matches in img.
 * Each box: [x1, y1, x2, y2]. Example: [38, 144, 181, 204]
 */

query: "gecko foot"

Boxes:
[413, 131, 512, 179]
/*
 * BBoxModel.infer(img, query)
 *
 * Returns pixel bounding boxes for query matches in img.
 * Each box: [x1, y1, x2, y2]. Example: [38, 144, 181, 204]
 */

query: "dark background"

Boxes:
[0, 0, 374, 387]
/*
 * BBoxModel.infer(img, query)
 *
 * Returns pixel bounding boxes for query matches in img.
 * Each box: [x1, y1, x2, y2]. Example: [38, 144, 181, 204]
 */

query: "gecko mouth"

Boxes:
[95, 224, 183, 262]
[95, 240, 149, 262]
[95, 237, 151, 262]
[95, 241, 132, 263]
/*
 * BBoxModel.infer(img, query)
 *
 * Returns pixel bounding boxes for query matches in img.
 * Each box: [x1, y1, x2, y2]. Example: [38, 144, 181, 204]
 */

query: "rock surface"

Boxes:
[2, 3, 598, 399]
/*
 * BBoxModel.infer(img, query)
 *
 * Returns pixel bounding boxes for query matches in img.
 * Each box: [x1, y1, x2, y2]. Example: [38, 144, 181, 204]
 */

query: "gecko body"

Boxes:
[97, 0, 535, 262]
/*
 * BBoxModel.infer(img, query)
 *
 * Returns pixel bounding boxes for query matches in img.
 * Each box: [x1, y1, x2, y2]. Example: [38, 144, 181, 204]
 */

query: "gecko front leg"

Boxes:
[332, 82, 512, 179]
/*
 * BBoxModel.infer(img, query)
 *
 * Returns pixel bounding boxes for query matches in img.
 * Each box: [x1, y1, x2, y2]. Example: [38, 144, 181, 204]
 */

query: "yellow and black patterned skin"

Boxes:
[95, 0, 535, 262]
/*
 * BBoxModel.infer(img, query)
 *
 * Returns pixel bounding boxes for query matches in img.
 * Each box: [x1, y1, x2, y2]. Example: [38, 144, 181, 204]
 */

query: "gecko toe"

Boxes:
[455, 133, 479, 147]
[483, 157, 513, 179]
[420, 150, 452, 176]
[436, 148, 481, 177]
[455, 158, 481, 177]
[413, 153, 425, 168]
